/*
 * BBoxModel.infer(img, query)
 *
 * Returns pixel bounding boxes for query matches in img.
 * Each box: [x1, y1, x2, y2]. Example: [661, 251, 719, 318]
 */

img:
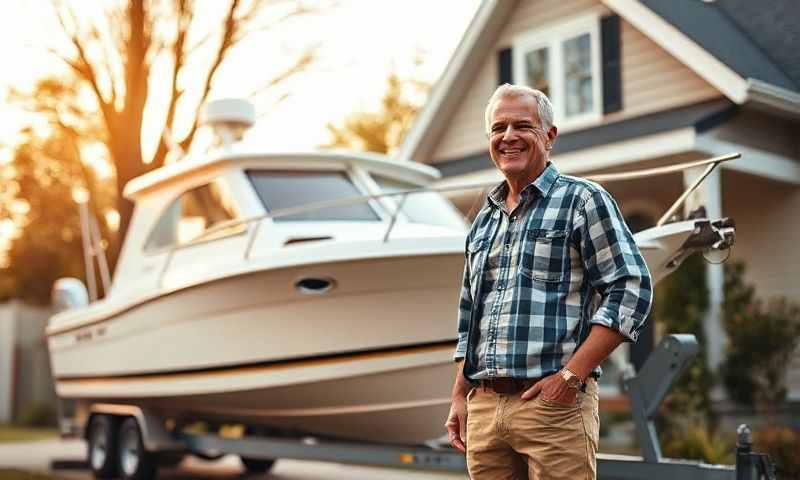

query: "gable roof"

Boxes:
[638, 0, 797, 91]
[398, 0, 800, 163]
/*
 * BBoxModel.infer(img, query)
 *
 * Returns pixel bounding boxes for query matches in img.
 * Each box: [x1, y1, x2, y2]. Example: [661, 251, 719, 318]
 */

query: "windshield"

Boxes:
[247, 170, 380, 222]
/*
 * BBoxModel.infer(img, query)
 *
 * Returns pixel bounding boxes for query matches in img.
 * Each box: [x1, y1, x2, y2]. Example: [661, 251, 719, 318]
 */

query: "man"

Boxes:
[445, 84, 653, 480]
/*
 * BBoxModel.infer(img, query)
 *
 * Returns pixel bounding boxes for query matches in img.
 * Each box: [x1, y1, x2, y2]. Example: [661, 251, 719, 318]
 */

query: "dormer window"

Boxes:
[513, 13, 602, 129]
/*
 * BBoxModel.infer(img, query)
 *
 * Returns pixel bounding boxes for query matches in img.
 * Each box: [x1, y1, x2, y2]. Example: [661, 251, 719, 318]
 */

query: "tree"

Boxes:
[0, 124, 115, 305]
[323, 70, 429, 155]
[35, 0, 316, 256]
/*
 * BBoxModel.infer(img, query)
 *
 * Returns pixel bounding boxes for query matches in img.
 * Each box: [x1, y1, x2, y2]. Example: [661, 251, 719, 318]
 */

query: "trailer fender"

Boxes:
[88, 404, 183, 452]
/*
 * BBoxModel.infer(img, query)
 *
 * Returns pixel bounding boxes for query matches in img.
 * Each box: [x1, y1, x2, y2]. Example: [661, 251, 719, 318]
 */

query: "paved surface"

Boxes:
[0, 438, 468, 479]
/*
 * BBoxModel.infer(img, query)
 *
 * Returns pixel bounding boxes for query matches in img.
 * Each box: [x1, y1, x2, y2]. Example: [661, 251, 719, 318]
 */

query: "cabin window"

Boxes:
[513, 13, 602, 129]
[145, 180, 243, 252]
[247, 170, 380, 222]
[373, 176, 466, 229]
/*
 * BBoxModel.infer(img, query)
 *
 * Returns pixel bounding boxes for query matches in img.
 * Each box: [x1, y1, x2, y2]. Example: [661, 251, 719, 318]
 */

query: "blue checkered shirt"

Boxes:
[455, 162, 653, 380]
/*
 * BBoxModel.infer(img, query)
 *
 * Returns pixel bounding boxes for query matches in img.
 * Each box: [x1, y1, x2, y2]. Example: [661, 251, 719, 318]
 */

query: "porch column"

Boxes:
[683, 167, 726, 372]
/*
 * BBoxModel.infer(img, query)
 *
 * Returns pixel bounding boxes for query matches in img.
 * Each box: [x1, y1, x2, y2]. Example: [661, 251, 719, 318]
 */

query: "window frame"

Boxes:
[143, 178, 247, 255]
[513, 12, 603, 131]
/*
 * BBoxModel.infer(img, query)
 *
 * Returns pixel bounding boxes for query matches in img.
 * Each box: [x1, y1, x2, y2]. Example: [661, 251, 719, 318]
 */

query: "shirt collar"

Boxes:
[487, 162, 560, 208]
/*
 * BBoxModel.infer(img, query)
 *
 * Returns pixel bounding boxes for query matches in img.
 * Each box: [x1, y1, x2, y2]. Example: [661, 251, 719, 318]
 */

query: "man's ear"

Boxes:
[546, 126, 558, 150]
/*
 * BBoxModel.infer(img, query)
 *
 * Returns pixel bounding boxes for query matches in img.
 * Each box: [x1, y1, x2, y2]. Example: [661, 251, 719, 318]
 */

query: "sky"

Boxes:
[0, 0, 482, 164]
[0, 0, 481, 261]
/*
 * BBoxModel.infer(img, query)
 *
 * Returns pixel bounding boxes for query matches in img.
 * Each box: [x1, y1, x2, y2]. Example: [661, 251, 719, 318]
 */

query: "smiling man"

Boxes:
[444, 84, 653, 480]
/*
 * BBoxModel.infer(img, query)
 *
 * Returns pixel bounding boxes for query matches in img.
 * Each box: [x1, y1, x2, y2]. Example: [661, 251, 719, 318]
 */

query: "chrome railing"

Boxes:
[155, 152, 740, 288]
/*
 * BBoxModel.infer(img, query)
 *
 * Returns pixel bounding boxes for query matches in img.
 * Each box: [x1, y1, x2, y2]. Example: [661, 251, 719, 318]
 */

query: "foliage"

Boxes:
[18, 403, 57, 428]
[0, 124, 115, 304]
[0, 425, 58, 444]
[753, 426, 800, 479]
[18, 0, 317, 249]
[652, 254, 715, 425]
[323, 70, 429, 155]
[720, 261, 800, 414]
[661, 425, 734, 465]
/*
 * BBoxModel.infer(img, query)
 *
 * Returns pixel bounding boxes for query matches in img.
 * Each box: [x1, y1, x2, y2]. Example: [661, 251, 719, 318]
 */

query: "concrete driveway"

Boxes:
[0, 438, 468, 479]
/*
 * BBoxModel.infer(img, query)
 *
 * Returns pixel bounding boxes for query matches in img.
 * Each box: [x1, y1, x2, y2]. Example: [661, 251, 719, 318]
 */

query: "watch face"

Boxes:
[562, 370, 581, 389]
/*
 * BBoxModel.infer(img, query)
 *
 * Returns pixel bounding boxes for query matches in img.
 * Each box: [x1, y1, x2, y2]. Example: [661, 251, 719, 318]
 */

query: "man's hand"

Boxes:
[444, 394, 468, 452]
[520, 373, 577, 405]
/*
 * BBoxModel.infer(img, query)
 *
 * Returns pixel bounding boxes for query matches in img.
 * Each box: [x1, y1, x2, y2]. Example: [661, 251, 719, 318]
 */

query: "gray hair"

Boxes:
[484, 84, 554, 135]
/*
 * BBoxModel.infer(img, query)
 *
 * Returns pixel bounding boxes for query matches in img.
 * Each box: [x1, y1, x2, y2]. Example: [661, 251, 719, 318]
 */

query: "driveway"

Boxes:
[0, 438, 468, 479]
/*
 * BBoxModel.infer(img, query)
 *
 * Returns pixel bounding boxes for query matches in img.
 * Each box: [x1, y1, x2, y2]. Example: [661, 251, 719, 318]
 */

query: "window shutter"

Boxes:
[498, 47, 513, 85]
[601, 15, 622, 114]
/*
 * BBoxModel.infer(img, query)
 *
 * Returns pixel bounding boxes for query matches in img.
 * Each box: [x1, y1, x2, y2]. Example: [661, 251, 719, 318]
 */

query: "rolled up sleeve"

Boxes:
[454, 249, 472, 361]
[575, 190, 653, 342]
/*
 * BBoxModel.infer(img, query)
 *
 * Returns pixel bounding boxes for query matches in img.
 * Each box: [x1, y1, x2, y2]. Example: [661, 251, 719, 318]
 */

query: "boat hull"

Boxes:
[50, 251, 463, 444]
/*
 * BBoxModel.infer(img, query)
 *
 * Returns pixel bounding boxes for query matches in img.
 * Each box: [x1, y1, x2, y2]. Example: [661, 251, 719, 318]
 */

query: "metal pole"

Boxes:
[90, 214, 111, 295]
[657, 162, 718, 227]
[383, 193, 408, 243]
[736, 424, 753, 480]
[77, 201, 98, 302]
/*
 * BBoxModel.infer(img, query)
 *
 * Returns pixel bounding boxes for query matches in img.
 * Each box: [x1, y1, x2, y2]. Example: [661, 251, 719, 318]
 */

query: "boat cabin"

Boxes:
[111, 150, 468, 298]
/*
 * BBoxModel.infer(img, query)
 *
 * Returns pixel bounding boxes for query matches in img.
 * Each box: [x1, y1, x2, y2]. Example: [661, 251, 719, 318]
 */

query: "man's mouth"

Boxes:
[500, 148, 525, 155]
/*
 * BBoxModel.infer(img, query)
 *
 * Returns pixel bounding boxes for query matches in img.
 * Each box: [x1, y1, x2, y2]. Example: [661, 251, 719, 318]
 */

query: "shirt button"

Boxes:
[504, 244, 511, 250]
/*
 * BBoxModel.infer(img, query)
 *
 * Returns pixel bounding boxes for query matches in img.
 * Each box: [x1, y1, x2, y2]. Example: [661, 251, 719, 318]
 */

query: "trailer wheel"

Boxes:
[240, 456, 275, 474]
[117, 417, 157, 480]
[88, 415, 119, 478]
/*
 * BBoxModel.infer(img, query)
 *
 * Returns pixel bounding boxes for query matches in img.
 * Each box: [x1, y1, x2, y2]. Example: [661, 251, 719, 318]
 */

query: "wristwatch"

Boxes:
[559, 368, 583, 390]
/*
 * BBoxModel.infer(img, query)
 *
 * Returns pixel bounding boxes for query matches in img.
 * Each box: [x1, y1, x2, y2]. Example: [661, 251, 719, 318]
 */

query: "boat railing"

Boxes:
[156, 152, 740, 288]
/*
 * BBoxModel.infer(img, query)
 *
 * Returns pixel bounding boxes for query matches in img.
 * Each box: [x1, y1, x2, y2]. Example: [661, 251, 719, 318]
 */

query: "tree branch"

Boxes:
[52, 1, 116, 128]
[178, 0, 242, 152]
[151, 0, 193, 169]
[246, 46, 316, 99]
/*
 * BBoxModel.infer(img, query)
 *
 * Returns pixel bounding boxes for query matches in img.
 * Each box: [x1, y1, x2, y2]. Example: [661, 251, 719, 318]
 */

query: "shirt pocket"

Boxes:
[520, 229, 569, 283]
[467, 238, 487, 295]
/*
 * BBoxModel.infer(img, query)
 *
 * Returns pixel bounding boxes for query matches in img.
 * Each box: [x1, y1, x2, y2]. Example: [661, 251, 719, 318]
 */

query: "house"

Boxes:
[0, 300, 56, 424]
[398, 0, 800, 402]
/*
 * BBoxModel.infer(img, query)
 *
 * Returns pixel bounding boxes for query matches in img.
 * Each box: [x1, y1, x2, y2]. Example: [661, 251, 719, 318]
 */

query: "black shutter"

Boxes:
[498, 47, 513, 85]
[601, 15, 622, 114]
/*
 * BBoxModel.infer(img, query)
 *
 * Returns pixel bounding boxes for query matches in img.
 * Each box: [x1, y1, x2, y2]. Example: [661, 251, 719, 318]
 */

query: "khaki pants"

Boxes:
[466, 378, 599, 480]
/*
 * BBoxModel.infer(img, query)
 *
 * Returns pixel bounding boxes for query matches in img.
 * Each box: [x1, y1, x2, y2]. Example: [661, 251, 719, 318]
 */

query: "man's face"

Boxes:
[488, 95, 555, 182]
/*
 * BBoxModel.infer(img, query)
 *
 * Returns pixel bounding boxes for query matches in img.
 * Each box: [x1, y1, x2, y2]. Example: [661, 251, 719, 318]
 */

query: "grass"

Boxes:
[0, 425, 58, 443]
[0, 470, 64, 480]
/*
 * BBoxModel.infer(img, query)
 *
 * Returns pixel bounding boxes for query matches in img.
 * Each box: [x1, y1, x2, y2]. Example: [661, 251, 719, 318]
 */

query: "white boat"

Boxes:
[46, 100, 737, 446]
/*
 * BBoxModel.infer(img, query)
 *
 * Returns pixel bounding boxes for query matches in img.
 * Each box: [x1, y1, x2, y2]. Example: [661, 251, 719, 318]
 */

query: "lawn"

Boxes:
[0, 470, 64, 480]
[0, 425, 58, 443]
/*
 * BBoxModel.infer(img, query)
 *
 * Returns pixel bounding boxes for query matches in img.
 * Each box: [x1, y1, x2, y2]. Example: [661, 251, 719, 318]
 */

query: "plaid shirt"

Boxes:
[455, 162, 653, 380]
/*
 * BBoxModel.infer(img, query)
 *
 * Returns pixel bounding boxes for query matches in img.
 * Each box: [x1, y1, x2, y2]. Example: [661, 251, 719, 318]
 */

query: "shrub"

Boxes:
[720, 262, 800, 414]
[18, 402, 57, 428]
[753, 426, 800, 479]
[662, 424, 734, 465]
[652, 254, 715, 429]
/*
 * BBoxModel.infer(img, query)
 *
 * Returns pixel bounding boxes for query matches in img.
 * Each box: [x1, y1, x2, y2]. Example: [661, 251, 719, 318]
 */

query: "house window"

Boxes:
[514, 13, 602, 129]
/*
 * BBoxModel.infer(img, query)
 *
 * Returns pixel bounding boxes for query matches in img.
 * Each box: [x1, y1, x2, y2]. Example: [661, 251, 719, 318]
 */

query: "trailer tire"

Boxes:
[240, 456, 275, 474]
[88, 414, 119, 479]
[117, 417, 157, 480]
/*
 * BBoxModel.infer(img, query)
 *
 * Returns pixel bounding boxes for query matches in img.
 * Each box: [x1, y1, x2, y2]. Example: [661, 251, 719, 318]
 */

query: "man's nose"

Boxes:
[501, 124, 516, 141]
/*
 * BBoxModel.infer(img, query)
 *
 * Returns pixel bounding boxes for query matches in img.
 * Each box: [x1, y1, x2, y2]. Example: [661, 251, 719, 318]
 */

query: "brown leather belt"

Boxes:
[478, 377, 542, 395]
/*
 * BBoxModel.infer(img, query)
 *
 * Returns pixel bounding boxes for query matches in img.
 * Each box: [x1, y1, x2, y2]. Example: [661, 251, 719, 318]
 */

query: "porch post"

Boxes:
[683, 167, 726, 373]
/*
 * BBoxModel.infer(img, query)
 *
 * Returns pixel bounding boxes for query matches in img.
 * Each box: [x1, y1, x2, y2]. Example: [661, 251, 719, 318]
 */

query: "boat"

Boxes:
[46, 99, 737, 446]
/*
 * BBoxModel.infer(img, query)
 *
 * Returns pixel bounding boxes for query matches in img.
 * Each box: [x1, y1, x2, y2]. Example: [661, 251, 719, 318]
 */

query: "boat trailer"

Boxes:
[77, 334, 775, 479]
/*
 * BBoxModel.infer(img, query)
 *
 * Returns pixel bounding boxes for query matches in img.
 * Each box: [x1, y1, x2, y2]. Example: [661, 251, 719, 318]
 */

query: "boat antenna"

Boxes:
[202, 98, 256, 149]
